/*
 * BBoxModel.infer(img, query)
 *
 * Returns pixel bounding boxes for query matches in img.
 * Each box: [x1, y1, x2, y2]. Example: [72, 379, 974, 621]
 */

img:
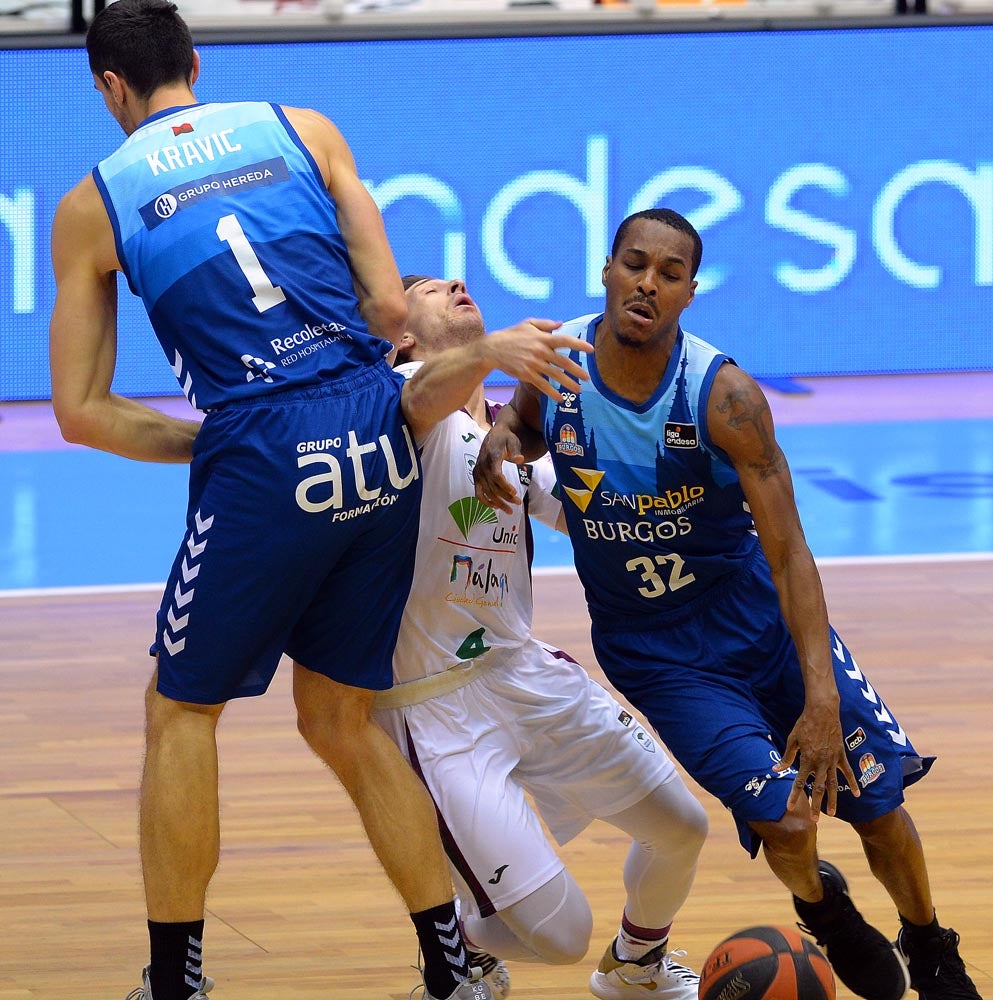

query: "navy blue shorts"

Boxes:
[151, 362, 421, 704]
[592, 551, 934, 856]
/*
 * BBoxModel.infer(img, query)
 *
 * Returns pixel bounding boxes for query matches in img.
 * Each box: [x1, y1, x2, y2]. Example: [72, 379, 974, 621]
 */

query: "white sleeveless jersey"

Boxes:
[392, 362, 561, 684]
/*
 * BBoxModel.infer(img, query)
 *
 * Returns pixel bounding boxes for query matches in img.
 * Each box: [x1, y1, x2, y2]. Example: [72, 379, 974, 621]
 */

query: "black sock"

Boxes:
[148, 919, 205, 1000]
[900, 911, 940, 939]
[794, 872, 840, 919]
[410, 901, 471, 1000]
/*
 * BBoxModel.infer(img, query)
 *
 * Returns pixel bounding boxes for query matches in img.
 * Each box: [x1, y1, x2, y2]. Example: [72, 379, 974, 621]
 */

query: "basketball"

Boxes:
[699, 925, 835, 1000]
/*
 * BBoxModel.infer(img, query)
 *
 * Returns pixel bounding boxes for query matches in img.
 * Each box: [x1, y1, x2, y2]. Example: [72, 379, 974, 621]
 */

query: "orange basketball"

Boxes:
[699, 925, 835, 1000]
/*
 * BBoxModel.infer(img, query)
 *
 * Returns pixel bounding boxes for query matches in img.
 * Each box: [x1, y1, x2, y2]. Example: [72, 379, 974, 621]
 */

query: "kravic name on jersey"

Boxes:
[145, 129, 242, 176]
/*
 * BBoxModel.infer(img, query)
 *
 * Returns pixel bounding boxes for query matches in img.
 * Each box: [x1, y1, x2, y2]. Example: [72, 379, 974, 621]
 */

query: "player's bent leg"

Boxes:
[750, 814, 910, 1000]
[462, 870, 593, 965]
[295, 664, 483, 1000]
[750, 809, 820, 901]
[586, 779, 708, 1000]
[604, 776, 708, 928]
[293, 662, 452, 911]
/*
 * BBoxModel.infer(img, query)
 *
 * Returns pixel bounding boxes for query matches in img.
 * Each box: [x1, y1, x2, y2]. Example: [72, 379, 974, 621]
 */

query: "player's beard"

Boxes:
[446, 310, 485, 347]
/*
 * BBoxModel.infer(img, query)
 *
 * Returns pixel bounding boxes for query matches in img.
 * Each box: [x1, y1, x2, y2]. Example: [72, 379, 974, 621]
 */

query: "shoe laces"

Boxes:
[797, 920, 830, 948]
[408, 946, 487, 1000]
[466, 947, 500, 977]
[916, 929, 970, 980]
[663, 950, 700, 985]
[615, 945, 694, 986]
[409, 947, 427, 1000]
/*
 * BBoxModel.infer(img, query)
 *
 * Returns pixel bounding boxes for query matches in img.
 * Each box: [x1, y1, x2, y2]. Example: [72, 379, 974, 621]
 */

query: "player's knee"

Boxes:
[670, 791, 709, 854]
[754, 809, 817, 859]
[851, 805, 912, 847]
[294, 666, 375, 756]
[621, 780, 709, 861]
[505, 880, 593, 964]
[527, 908, 593, 965]
[144, 683, 222, 744]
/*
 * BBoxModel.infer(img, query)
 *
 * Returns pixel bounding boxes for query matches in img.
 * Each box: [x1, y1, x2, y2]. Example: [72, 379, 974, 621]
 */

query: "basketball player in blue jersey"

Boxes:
[44, 1, 545, 997]
[472, 209, 981, 1000]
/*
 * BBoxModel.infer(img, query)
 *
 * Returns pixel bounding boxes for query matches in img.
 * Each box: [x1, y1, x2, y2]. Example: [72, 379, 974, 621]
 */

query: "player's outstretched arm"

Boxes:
[472, 383, 547, 514]
[401, 320, 591, 440]
[49, 179, 201, 463]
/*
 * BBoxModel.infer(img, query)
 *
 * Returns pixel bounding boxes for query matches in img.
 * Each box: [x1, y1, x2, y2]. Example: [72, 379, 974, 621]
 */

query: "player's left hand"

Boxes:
[773, 705, 859, 818]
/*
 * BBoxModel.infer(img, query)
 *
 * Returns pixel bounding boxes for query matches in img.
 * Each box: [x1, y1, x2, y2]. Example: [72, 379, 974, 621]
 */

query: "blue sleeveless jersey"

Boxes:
[93, 101, 389, 411]
[541, 314, 758, 626]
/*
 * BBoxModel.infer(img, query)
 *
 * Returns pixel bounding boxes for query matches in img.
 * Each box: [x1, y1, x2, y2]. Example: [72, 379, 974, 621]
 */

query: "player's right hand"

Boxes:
[473, 424, 526, 514]
[484, 320, 593, 403]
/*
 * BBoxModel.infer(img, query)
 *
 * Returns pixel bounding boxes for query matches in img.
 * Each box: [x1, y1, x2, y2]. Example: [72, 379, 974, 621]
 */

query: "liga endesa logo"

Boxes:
[664, 421, 699, 449]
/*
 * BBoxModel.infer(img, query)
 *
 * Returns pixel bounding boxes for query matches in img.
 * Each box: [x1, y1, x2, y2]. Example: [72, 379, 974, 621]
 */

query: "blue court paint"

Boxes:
[1, 449, 189, 590]
[3, 420, 992, 591]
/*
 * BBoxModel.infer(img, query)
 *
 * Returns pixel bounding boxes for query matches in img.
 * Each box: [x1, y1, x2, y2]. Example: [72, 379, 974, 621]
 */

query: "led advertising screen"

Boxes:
[2, 24, 992, 400]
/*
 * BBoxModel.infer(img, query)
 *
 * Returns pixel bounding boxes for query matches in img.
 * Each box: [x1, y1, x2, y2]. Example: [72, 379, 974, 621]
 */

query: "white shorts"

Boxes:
[376, 639, 675, 915]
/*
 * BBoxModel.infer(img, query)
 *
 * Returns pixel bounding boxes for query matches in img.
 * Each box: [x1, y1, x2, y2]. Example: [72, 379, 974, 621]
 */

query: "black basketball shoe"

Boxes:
[794, 860, 910, 1000]
[897, 923, 981, 1000]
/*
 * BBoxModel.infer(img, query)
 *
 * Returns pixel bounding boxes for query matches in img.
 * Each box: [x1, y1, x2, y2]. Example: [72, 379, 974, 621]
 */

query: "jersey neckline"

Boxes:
[585, 315, 685, 414]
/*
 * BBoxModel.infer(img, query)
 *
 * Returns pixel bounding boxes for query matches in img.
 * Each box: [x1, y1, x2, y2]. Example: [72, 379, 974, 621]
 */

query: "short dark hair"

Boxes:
[86, 0, 194, 100]
[394, 276, 432, 366]
[611, 209, 703, 278]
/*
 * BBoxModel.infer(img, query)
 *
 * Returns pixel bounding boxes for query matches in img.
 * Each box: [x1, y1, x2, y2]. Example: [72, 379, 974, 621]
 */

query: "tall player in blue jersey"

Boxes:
[47, 2, 508, 998]
[473, 209, 981, 1000]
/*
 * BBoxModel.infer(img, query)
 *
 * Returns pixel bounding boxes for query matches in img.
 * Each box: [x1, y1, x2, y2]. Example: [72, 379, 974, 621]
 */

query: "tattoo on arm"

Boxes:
[716, 386, 786, 481]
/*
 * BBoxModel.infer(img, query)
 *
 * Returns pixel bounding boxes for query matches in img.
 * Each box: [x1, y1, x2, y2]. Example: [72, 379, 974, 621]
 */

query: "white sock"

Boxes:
[615, 925, 669, 963]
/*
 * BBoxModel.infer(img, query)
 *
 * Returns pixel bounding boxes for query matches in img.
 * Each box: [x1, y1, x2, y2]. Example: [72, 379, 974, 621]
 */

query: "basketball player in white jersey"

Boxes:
[381, 275, 710, 1000]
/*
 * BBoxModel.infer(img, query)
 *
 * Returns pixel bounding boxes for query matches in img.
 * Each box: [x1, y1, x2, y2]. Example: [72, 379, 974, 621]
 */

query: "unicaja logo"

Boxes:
[154, 193, 178, 219]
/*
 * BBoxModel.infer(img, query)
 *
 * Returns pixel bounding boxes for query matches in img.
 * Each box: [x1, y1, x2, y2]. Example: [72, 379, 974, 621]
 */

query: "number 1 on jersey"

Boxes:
[216, 213, 287, 313]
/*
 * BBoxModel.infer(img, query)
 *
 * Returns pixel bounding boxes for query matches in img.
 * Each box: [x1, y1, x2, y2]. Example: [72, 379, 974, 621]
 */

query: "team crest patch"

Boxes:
[554, 423, 584, 456]
[858, 752, 886, 788]
[632, 727, 656, 753]
[664, 422, 699, 449]
[845, 726, 867, 751]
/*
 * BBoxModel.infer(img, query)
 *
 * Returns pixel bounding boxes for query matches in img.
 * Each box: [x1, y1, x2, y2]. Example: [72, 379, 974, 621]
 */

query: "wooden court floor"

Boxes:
[0, 559, 990, 999]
